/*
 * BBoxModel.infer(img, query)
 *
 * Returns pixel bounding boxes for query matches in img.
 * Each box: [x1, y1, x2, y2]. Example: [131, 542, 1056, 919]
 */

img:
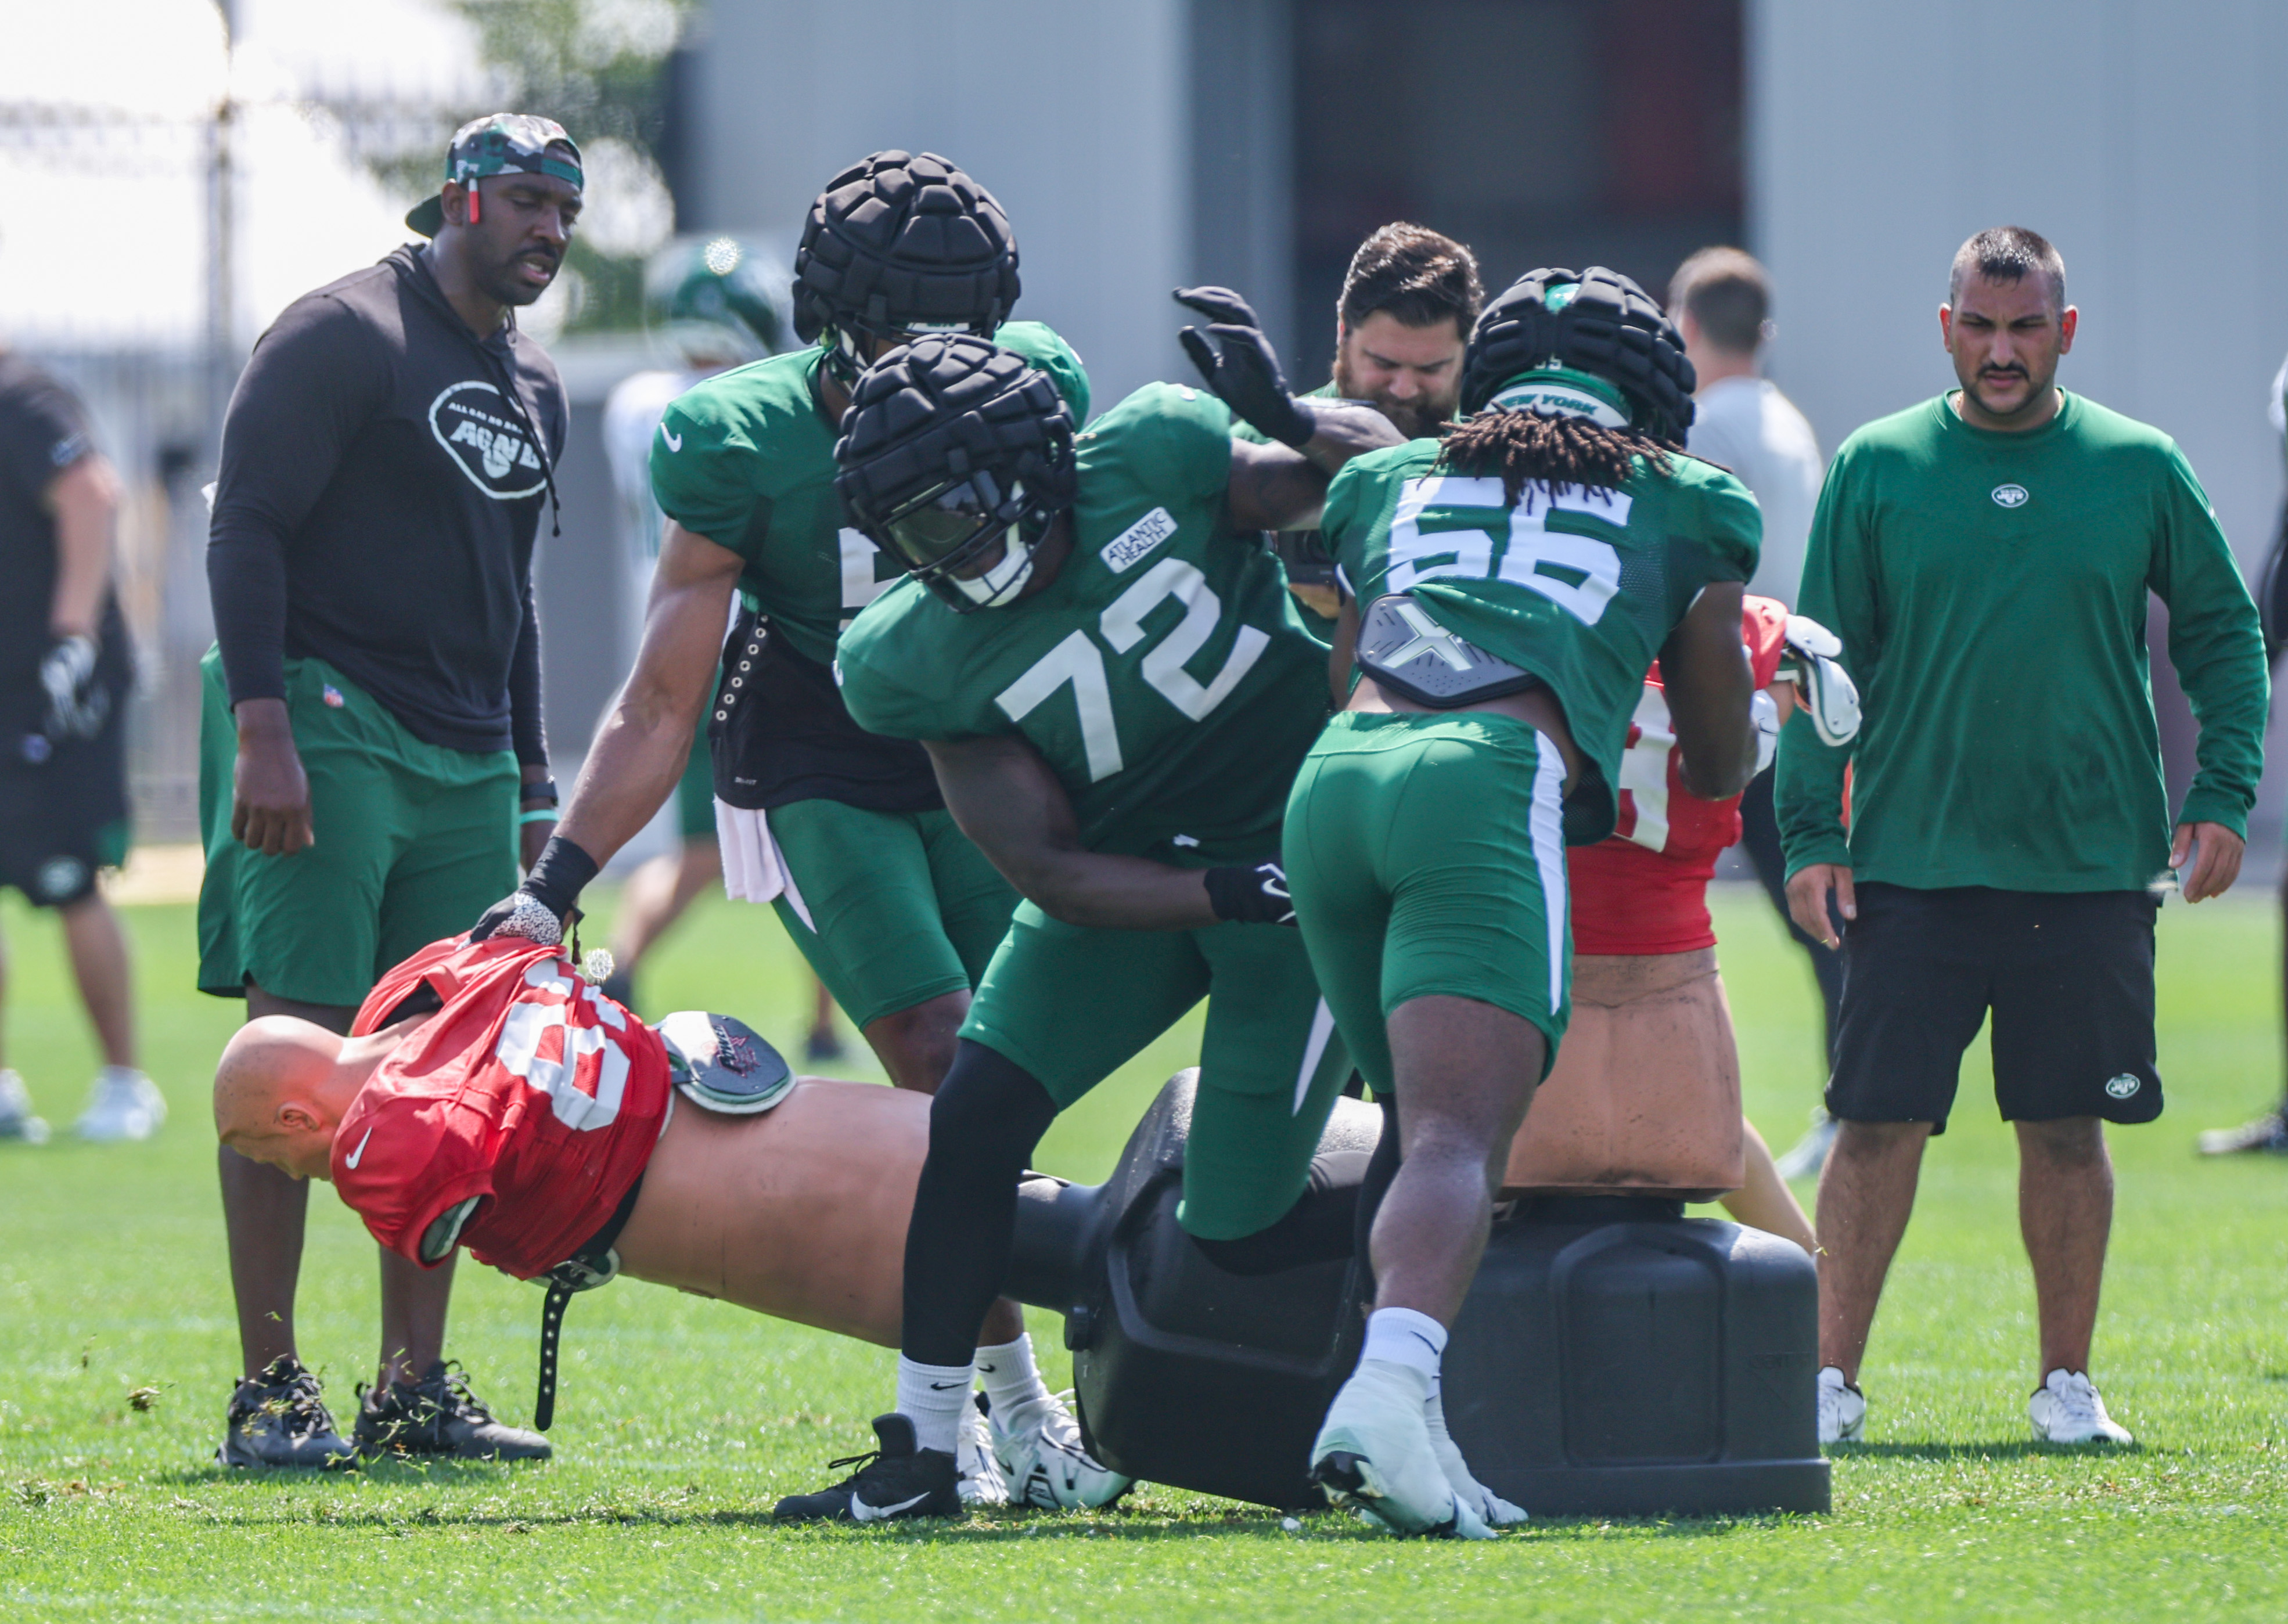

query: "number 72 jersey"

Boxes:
[837, 381, 1336, 867]
[1322, 438, 1760, 845]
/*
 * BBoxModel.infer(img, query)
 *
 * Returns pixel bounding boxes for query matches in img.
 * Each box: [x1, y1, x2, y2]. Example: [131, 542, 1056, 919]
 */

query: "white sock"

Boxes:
[894, 1356, 973, 1457]
[1361, 1306, 1448, 1383]
[974, 1333, 1054, 1429]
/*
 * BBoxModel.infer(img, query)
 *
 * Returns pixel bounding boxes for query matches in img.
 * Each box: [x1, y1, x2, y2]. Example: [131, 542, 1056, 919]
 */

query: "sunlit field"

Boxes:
[2, 881, 2283, 1621]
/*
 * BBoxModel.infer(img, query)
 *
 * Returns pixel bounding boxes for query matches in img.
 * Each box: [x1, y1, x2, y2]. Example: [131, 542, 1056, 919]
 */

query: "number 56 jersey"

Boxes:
[837, 381, 1334, 866]
[1322, 441, 1760, 845]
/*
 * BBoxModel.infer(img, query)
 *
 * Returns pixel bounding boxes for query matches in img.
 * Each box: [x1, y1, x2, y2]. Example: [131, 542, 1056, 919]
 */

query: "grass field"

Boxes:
[2, 881, 2285, 1621]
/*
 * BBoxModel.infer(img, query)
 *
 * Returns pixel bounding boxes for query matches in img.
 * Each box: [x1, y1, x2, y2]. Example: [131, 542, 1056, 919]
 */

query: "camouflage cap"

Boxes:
[405, 113, 584, 238]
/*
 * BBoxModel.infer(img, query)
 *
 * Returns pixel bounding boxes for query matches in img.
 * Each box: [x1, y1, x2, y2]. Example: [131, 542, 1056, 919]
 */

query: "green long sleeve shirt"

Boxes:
[1776, 390, 2268, 892]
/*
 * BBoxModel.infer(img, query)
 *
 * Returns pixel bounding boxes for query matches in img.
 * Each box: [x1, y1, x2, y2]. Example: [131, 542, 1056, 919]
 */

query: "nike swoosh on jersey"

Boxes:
[851, 1490, 932, 1522]
[344, 1126, 375, 1169]
[661, 426, 683, 452]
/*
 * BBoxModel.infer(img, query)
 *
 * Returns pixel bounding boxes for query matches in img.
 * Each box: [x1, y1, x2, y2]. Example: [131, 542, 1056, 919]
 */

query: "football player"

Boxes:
[473, 153, 1090, 1504]
[764, 304, 1403, 1522]
[1285, 268, 1762, 1535]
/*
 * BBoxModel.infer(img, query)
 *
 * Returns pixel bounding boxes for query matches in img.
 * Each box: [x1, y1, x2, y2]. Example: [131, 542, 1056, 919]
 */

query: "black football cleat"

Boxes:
[215, 1356, 355, 1469]
[773, 1413, 962, 1523]
[353, 1360, 551, 1461]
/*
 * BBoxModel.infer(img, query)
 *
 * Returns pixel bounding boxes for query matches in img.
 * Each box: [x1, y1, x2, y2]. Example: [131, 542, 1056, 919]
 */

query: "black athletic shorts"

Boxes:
[1826, 882, 2161, 1133]
[0, 689, 129, 910]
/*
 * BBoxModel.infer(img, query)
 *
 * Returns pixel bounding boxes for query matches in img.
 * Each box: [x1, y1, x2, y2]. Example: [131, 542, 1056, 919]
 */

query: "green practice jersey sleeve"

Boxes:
[998, 322, 1092, 428]
[650, 377, 774, 549]
[2149, 446, 2269, 835]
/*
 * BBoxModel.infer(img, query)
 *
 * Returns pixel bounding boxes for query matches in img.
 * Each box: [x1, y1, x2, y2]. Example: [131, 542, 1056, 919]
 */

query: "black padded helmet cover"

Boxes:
[793, 150, 1021, 345]
[834, 334, 1077, 541]
[1459, 266, 1697, 443]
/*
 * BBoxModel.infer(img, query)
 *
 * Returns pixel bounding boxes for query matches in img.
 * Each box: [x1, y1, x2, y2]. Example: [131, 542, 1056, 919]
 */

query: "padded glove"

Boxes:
[1778, 614, 1861, 747]
[470, 834, 600, 946]
[1205, 860, 1298, 926]
[1173, 286, 1318, 449]
[39, 633, 109, 740]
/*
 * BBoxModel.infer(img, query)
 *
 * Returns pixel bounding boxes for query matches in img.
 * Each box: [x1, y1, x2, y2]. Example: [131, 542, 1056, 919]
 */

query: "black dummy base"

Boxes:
[1007, 1072, 1828, 1517]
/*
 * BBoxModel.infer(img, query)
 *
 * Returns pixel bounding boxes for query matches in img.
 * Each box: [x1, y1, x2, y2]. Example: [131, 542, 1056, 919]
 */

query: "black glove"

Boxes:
[1205, 860, 1297, 926]
[39, 633, 110, 741]
[470, 834, 600, 946]
[1172, 286, 1318, 449]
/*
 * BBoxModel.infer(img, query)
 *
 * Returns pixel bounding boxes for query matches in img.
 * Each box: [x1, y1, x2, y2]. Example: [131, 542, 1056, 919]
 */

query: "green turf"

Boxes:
[2, 883, 2284, 1621]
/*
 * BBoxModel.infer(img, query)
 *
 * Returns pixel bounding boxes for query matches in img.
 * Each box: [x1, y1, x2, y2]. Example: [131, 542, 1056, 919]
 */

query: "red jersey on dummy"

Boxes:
[1568, 597, 1789, 956]
[336, 937, 671, 1279]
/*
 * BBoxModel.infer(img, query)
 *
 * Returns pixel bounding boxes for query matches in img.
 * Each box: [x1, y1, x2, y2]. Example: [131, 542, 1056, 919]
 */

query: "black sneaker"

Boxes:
[773, 1413, 962, 1523]
[803, 1027, 847, 1064]
[216, 1356, 355, 1469]
[353, 1360, 552, 1461]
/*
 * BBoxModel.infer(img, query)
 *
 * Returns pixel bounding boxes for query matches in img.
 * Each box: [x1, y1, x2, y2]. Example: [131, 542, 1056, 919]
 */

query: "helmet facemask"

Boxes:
[875, 469, 1057, 612]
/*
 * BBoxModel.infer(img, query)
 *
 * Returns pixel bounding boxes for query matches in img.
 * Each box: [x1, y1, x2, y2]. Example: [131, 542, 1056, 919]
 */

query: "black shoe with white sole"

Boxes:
[773, 1413, 962, 1524]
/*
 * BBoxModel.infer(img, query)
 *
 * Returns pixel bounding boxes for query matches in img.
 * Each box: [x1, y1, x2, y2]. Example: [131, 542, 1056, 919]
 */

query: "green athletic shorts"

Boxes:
[675, 710, 715, 841]
[1283, 710, 1572, 1097]
[765, 798, 1017, 1030]
[197, 651, 519, 1008]
[961, 904, 1351, 1241]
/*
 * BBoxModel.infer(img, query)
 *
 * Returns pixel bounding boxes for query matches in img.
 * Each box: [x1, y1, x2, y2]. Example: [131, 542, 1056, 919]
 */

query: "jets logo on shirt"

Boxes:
[429, 380, 547, 499]
[1991, 483, 2030, 509]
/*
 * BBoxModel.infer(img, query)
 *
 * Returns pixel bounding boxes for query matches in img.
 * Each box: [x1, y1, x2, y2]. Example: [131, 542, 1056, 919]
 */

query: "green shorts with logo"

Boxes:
[960, 904, 1352, 1241]
[1283, 710, 1573, 1097]
[197, 650, 519, 1008]
[765, 798, 1017, 1030]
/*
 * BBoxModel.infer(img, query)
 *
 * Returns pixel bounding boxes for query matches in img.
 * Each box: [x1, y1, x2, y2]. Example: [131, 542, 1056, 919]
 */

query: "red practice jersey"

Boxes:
[337, 936, 672, 1280]
[1568, 597, 1789, 956]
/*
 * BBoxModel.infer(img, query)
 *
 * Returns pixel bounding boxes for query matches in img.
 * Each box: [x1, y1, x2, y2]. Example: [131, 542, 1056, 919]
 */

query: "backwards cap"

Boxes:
[406, 113, 584, 239]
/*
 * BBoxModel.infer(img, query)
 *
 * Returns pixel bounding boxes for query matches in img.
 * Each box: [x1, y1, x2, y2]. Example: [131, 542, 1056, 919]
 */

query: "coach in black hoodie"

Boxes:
[202, 114, 578, 1468]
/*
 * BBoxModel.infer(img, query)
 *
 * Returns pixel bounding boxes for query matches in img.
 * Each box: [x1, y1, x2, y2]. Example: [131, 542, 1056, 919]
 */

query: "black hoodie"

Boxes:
[207, 245, 566, 762]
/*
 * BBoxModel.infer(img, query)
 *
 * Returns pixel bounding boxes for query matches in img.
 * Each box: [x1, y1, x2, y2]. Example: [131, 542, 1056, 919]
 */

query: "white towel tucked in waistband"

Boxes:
[712, 799, 815, 931]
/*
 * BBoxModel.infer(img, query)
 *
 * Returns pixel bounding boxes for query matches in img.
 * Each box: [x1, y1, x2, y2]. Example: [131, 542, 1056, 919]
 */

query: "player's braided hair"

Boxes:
[792, 151, 1020, 348]
[1458, 267, 1696, 442]
[1436, 412, 1673, 506]
[834, 334, 1076, 546]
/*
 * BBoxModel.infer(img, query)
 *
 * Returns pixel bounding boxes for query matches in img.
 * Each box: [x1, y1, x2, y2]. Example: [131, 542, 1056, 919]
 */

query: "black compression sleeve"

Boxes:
[901, 1041, 1060, 1368]
[509, 578, 547, 766]
[206, 297, 388, 708]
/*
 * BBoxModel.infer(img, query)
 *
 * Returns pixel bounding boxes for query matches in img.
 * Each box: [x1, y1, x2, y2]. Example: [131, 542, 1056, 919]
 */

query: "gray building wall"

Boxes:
[1751, 0, 2288, 837]
[678, 0, 1240, 411]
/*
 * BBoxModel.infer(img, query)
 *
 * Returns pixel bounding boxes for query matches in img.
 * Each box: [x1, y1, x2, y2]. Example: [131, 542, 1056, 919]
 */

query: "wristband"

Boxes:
[520, 778, 559, 805]
[517, 808, 559, 825]
[520, 833, 600, 919]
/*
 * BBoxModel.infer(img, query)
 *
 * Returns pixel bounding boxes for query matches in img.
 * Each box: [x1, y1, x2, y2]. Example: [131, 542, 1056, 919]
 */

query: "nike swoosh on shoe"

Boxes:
[851, 1490, 932, 1522]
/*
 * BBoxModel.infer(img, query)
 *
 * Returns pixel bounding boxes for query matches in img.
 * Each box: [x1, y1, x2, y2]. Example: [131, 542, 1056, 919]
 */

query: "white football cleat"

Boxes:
[1816, 1365, 1865, 1445]
[73, 1067, 165, 1142]
[985, 1391, 1132, 1510]
[957, 1397, 1010, 1506]
[2029, 1369, 2133, 1445]
[1311, 1360, 1492, 1539]
[1424, 1385, 1526, 1526]
[0, 1070, 51, 1144]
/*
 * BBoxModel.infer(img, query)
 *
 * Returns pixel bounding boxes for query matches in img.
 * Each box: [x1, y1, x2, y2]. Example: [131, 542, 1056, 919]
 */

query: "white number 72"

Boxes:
[994, 557, 1268, 782]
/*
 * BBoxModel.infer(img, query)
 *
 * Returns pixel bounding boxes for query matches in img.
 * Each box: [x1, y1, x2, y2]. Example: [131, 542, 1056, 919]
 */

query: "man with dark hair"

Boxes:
[1253, 224, 1481, 627]
[200, 113, 577, 1467]
[1666, 246, 1839, 1179]
[1780, 225, 2268, 1446]
[0, 348, 159, 1145]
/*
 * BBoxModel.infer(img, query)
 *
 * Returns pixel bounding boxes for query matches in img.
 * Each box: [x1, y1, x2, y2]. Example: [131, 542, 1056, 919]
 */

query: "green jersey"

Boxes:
[837, 381, 1333, 865]
[650, 322, 1090, 667]
[1322, 441, 1760, 844]
[1775, 391, 2268, 892]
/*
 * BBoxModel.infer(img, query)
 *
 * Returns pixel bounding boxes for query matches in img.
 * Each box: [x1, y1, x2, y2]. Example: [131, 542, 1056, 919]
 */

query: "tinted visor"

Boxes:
[878, 474, 1008, 577]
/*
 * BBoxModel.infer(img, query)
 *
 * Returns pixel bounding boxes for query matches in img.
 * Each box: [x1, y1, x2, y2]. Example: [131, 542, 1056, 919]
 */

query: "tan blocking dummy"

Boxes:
[214, 1014, 926, 1349]
[1500, 947, 1745, 1200]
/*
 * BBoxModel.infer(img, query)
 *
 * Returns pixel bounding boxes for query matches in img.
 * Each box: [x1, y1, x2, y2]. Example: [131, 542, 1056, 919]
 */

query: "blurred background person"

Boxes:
[2197, 348, 2288, 1156]
[596, 233, 845, 1061]
[199, 116, 576, 1468]
[1244, 224, 1480, 631]
[0, 342, 157, 1144]
[1668, 246, 1839, 1180]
